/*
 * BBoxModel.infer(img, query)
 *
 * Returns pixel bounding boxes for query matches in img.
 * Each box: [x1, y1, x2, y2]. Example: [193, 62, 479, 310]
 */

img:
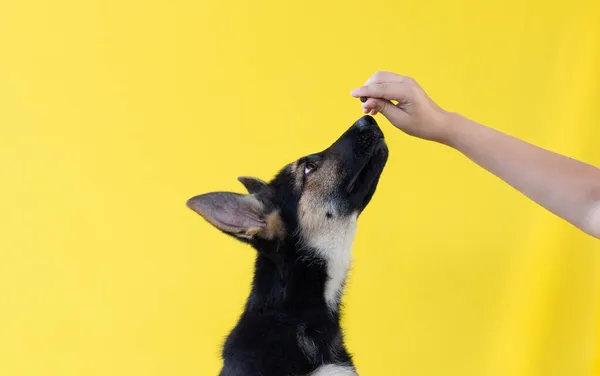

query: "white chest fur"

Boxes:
[310, 364, 358, 376]
[304, 213, 358, 311]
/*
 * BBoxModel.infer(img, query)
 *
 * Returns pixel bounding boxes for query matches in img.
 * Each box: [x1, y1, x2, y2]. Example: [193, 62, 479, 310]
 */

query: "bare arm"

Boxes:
[445, 112, 600, 238]
[351, 71, 600, 239]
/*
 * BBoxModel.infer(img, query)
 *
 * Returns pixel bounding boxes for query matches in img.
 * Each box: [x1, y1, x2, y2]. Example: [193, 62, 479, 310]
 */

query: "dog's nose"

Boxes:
[352, 115, 383, 139]
[353, 115, 377, 130]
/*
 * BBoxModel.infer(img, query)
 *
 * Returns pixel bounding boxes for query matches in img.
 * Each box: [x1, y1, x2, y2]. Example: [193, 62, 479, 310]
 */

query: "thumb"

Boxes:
[365, 98, 409, 124]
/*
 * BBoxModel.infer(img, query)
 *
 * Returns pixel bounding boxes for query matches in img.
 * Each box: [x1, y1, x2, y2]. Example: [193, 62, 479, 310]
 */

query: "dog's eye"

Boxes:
[304, 162, 318, 176]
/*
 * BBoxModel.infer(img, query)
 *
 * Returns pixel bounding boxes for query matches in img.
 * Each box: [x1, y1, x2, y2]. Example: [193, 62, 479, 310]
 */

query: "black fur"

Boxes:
[189, 115, 388, 376]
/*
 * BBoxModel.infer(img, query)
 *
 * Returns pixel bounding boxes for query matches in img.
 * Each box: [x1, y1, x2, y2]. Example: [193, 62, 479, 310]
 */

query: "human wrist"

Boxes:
[433, 111, 465, 147]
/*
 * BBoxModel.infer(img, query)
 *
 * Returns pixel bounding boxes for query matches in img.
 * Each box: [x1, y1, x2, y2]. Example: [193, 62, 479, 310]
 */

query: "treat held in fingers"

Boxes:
[362, 97, 380, 115]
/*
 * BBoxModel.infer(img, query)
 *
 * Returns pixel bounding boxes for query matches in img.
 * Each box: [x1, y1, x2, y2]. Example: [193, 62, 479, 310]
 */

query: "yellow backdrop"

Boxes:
[1, 1, 599, 375]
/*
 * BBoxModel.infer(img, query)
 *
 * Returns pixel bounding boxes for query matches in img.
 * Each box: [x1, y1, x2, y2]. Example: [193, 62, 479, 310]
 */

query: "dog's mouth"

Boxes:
[346, 160, 369, 194]
[321, 114, 389, 214]
[346, 139, 388, 195]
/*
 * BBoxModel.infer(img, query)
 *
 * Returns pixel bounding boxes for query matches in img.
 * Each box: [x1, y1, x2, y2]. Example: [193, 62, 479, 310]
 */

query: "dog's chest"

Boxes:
[307, 214, 358, 310]
[310, 364, 358, 376]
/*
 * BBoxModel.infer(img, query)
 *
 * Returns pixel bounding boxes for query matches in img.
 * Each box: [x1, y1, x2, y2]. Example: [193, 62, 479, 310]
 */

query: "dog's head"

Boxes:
[187, 115, 388, 253]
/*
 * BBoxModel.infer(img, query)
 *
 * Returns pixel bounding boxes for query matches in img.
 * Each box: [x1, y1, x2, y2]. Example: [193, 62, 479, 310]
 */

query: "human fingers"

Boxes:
[362, 97, 409, 123]
[364, 71, 407, 86]
[350, 81, 411, 102]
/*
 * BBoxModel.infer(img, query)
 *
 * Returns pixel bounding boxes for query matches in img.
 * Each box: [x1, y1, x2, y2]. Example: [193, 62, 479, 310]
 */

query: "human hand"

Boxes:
[350, 71, 452, 143]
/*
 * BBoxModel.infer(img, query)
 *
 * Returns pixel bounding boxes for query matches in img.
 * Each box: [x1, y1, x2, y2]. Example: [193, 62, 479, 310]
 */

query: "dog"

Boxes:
[187, 115, 388, 376]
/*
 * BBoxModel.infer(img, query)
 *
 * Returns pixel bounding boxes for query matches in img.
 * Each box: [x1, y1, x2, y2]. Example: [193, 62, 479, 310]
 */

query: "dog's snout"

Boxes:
[351, 115, 384, 146]
[328, 114, 386, 161]
[356, 132, 379, 151]
[353, 115, 377, 130]
[352, 115, 383, 137]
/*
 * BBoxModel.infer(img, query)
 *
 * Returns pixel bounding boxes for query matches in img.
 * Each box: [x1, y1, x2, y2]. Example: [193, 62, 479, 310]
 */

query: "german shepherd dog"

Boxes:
[187, 115, 388, 376]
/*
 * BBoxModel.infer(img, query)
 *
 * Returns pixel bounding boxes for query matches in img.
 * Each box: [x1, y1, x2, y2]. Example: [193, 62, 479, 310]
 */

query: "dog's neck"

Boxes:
[244, 221, 357, 322]
[302, 214, 357, 312]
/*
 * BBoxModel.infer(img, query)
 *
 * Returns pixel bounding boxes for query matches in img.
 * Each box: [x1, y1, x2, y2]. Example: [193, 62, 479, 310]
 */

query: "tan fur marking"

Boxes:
[297, 158, 340, 234]
[189, 194, 283, 241]
[234, 210, 285, 240]
[257, 211, 286, 240]
[238, 227, 260, 240]
[295, 158, 357, 311]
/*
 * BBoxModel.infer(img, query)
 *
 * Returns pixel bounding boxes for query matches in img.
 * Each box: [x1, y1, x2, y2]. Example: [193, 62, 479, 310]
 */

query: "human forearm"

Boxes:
[443, 112, 600, 238]
[352, 72, 600, 238]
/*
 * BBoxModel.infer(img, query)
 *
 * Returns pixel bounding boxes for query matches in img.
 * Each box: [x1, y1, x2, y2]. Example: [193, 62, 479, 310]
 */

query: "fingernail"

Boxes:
[350, 89, 360, 96]
[360, 96, 367, 103]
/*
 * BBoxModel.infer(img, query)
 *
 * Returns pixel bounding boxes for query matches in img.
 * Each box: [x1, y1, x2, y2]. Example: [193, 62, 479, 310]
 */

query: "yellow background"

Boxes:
[1, 0, 599, 375]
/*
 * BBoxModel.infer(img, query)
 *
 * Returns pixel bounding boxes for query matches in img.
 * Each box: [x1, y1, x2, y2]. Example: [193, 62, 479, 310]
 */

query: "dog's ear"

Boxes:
[186, 192, 283, 241]
[237, 176, 269, 195]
